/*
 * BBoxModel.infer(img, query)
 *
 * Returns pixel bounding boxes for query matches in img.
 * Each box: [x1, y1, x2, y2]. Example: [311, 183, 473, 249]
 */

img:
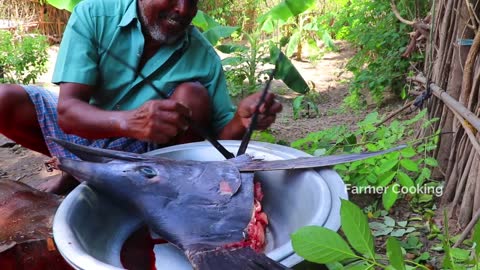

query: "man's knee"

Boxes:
[0, 84, 29, 129]
[171, 82, 211, 123]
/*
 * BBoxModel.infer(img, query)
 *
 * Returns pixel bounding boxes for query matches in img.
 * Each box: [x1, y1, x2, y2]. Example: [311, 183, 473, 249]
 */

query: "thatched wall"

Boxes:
[422, 0, 480, 227]
[0, 0, 70, 43]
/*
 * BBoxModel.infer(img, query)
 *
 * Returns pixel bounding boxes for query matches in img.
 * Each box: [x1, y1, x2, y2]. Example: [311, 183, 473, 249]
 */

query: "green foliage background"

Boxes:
[0, 31, 49, 84]
[322, 0, 431, 108]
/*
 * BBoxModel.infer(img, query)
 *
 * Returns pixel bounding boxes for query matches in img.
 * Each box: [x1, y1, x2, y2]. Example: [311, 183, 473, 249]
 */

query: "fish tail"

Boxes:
[188, 247, 290, 270]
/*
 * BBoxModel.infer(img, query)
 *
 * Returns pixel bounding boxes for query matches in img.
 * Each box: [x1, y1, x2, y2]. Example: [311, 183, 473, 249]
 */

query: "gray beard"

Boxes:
[139, 10, 182, 45]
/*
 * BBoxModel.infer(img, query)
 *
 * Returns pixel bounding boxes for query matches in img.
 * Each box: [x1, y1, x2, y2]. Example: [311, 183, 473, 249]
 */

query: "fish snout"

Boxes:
[56, 158, 99, 184]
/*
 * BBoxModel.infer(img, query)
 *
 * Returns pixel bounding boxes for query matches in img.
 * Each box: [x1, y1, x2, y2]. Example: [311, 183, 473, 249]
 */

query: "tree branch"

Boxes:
[391, 0, 415, 25]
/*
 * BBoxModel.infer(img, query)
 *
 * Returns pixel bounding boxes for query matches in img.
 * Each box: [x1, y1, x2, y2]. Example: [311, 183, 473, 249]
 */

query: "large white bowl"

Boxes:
[53, 141, 347, 269]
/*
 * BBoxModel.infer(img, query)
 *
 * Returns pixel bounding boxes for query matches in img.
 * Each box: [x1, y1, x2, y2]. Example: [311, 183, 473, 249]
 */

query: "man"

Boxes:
[0, 0, 282, 194]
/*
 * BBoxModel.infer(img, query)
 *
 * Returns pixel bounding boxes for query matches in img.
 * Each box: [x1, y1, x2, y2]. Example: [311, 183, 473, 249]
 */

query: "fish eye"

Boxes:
[138, 166, 157, 178]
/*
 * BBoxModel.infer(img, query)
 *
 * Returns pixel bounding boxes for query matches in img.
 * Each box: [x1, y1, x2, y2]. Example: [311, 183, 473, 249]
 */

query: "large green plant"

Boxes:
[292, 200, 480, 269]
[215, 0, 314, 97]
[260, 0, 336, 62]
[0, 31, 49, 84]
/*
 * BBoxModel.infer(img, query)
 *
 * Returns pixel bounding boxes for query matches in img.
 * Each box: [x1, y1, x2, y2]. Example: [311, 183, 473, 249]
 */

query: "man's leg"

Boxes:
[0, 84, 50, 156]
[0, 84, 77, 194]
[169, 82, 212, 144]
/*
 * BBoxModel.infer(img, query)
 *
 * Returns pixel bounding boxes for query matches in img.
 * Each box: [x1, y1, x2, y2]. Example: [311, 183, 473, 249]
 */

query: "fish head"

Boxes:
[52, 138, 255, 249]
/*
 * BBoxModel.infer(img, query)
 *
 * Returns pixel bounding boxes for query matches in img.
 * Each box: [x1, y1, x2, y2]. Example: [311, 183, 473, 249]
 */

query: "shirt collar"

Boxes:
[118, 0, 138, 27]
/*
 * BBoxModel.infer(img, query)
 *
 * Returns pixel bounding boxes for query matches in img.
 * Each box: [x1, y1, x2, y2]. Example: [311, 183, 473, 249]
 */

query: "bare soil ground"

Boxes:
[0, 41, 405, 190]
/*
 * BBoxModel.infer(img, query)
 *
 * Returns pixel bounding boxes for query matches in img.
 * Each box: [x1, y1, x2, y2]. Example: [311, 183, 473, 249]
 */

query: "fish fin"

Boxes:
[237, 144, 407, 172]
[48, 136, 151, 162]
[187, 247, 290, 270]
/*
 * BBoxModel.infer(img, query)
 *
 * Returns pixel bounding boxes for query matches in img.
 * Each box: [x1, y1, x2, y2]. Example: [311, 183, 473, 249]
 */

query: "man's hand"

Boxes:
[236, 92, 283, 130]
[126, 100, 191, 144]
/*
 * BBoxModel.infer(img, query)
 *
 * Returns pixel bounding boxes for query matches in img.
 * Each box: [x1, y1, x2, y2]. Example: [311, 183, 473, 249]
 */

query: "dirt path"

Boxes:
[0, 41, 403, 189]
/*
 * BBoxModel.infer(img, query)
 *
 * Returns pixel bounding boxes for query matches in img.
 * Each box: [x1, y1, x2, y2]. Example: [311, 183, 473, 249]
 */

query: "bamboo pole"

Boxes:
[412, 74, 480, 133]
[460, 155, 479, 225]
[449, 149, 473, 214]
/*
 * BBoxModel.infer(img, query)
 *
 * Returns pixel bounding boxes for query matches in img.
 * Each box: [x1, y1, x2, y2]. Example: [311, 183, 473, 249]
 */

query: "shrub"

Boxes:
[0, 30, 49, 85]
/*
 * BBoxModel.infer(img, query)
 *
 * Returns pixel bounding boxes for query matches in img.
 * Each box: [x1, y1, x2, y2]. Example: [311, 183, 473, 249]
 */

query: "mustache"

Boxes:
[160, 12, 190, 25]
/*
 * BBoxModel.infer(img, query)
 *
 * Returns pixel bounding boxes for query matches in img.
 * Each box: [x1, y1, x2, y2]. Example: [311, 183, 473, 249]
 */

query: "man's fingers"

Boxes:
[157, 111, 189, 130]
[155, 100, 191, 116]
[256, 115, 276, 130]
[268, 101, 283, 114]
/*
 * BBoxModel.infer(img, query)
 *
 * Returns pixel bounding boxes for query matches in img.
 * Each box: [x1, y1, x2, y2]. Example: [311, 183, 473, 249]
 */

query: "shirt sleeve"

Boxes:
[52, 1, 99, 85]
[204, 55, 236, 134]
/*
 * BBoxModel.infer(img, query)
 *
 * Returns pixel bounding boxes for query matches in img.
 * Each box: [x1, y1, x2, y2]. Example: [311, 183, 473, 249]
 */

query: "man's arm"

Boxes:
[57, 83, 191, 144]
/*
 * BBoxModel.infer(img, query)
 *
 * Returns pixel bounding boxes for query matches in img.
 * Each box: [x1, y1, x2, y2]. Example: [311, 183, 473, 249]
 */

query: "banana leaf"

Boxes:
[258, 0, 316, 24]
[46, 0, 82, 12]
[270, 46, 310, 94]
[202, 26, 238, 46]
[192, 11, 238, 46]
[216, 44, 249, 54]
[192, 10, 221, 31]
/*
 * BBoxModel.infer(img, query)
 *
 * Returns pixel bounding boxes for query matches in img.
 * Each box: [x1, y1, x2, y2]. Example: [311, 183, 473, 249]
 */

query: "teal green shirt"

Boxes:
[53, 0, 235, 133]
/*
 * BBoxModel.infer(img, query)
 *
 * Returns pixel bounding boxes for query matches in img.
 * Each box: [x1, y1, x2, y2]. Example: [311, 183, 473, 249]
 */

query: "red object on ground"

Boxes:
[0, 180, 73, 270]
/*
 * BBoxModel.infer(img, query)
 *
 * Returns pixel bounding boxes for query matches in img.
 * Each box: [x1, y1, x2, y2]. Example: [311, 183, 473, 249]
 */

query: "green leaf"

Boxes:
[400, 147, 416, 158]
[292, 226, 357, 263]
[369, 222, 387, 231]
[382, 185, 399, 211]
[397, 221, 408, 227]
[326, 262, 345, 270]
[417, 252, 430, 261]
[450, 248, 470, 262]
[202, 26, 239, 46]
[321, 30, 337, 51]
[387, 237, 406, 270]
[270, 46, 310, 94]
[472, 221, 480, 256]
[390, 229, 406, 237]
[373, 226, 394, 237]
[377, 160, 399, 175]
[378, 171, 397, 187]
[384, 216, 395, 227]
[258, 0, 316, 24]
[46, 0, 82, 12]
[292, 96, 305, 119]
[221, 56, 245, 67]
[400, 159, 419, 172]
[345, 263, 374, 270]
[286, 31, 301, 57]
[216, 44, 249, 54]
[396, 172, 414, 188]
[192, 10, 220, 31]
[340, 200, 375, 258]
[424, 157, 439, 167]
[313, 148, 327, 156]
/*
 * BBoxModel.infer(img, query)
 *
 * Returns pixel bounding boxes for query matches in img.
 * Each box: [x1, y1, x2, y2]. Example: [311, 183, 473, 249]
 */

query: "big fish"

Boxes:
[51, 138, 405, 270]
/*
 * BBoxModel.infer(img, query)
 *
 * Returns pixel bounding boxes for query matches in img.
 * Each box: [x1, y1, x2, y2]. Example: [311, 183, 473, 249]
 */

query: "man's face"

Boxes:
[138, 0, 198, 45]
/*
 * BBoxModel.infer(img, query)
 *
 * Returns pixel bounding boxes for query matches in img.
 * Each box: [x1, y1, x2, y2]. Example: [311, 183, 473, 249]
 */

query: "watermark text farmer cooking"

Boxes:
[345, 184, 443, 197]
